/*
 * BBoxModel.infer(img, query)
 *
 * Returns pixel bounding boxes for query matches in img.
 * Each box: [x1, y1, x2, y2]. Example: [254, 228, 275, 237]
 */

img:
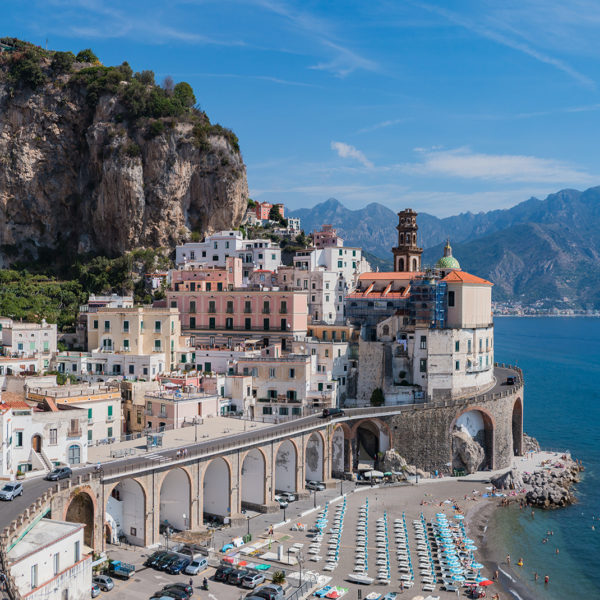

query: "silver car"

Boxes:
[93, 574, 114, 591]
[0, 482, 23, 501]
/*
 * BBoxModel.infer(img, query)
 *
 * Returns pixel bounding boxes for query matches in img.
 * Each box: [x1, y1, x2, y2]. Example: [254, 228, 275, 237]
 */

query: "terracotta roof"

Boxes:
[442, 271, 493, 285]
[347, 292, 409, 299]
[358, 271, 420, 281]
[0, 393, 31, 410]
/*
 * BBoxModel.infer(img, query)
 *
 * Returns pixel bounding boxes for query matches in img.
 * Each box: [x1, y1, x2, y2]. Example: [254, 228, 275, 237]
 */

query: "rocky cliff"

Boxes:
[0, 41, 248, 263]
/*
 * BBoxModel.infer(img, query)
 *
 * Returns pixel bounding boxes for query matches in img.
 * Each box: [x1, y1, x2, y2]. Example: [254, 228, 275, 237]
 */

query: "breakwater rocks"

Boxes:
[492, 455, 583, 509]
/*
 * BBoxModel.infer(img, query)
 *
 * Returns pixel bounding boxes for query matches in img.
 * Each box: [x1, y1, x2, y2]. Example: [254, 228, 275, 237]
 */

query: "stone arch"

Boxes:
[450, 406, 496, 471]
[275, 438, 298, 493]
[512, 398, 523, 456]
[241, 448, 266, 507]
[305, 431, 325, 482]
[32, 434, 42, 453]
[64, 488, 97, 548]
[159, 467, 192, 532]
[411, 257, 418, 271]
[350, 418, 391, 468]
[398, 258, 405, 272]
[202, 456, 232, 523]
[105, 478, 147, 546]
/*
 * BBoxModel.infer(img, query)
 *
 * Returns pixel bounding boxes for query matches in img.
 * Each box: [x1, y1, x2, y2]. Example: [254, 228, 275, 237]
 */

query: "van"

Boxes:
[322, 408, 345, 418]
[185, 556, 208, 575]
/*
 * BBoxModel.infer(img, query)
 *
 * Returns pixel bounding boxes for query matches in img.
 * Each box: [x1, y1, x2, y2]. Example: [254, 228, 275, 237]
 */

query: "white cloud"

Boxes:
[330, 141, 374, 168]
[400, 147, 596, 184]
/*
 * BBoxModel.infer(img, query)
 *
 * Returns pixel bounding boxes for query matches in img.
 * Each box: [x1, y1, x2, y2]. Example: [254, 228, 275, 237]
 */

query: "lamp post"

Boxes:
[283, 506, 287, 522]
[247, 515, 250, 537]
[313, 490, 317, 508]
[194, 417, 198, 443]
[340, 479, 343, 496]
[298, 551, 304, 587]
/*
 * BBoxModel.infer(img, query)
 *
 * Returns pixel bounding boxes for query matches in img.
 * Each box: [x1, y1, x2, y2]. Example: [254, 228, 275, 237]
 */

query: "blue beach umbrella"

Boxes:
[452, 575, 465, 582]
[471, 562, 484, 570]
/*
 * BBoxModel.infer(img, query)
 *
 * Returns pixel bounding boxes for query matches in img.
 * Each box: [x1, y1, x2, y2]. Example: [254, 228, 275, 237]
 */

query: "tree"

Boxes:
[272, 571, 286, 585]
[370, 388, 385, 407]
[162, 75, 174, 93]
[269, 206, 285, 224]
[173, 81, 196, 108]
[76, 48, 98, 63]
[50, 51, 75, 73]
[134, 69, 155, 85]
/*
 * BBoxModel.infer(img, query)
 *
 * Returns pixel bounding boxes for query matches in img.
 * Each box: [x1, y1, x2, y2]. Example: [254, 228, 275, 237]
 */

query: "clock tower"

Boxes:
[392, 208, 422, 272]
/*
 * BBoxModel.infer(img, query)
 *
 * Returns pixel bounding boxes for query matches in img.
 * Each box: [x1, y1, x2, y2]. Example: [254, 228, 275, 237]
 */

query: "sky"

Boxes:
[4, 0, 600, 217]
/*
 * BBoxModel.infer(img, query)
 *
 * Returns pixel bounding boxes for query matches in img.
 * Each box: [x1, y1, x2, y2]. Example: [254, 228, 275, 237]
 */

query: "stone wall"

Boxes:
[356, 340, 384, 403]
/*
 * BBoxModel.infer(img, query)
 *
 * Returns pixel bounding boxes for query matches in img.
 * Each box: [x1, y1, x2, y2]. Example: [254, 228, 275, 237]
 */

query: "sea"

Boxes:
[490, 317, 600, 599]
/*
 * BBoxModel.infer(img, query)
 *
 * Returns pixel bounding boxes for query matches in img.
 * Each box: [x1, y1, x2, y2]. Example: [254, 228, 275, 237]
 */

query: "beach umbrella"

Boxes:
[466, 545, 478, 551]
[471, 562, 484, 570]
[479, 580, 493, 586]
[453, 514, 464, 520]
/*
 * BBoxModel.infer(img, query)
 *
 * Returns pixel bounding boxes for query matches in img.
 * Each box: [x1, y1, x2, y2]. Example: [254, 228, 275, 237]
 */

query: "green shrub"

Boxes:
[173, 81, 196, 107]
[9, 49, 45, 89]
[123, 142, 141, 158]
[272, 571, 286, 585]
[76, 48, 98, 63]
[51, 51, 75, 73]
[134, 70, 155, 85]
[370, 387, 385, 406]
[148, 120, 165, 137]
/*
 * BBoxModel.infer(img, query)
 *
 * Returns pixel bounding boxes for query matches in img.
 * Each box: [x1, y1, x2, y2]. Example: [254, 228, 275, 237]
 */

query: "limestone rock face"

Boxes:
[0, 73, 247, 262]
[380, 448, 408, 473]
[491, 469, 525, 491]
[523, 433, 541, 453]
[452, 430, 485, 474]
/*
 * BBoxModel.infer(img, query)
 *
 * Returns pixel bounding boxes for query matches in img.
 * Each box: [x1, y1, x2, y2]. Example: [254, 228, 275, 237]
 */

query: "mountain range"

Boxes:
[289, 187, 600, 308]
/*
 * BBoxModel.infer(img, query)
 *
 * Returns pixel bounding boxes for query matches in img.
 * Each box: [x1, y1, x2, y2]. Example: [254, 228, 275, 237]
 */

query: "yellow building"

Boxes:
[86, 307, 189, 371]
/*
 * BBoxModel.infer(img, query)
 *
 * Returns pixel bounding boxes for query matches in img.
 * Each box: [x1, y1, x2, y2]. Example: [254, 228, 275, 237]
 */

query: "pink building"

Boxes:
[170, 257, 242, 292]
[166, 288, 308, 348]
[255, 202, 284, 221]
[313, 224, 343, 248]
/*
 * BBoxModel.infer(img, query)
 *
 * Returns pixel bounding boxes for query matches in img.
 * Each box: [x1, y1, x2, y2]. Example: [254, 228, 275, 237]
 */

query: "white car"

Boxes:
[274, 495, 288, 508]
[279, 492, 296, 502]
[0, 482, 23, 501]
[306, 481, 325, 491]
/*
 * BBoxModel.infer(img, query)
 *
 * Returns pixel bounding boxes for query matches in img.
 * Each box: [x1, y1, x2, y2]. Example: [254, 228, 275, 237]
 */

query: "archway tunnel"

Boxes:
[65, 491, 95, 547]
[160, 468, 191, 532]
[106, 478, 146, 546]
[203, 457, 231, 524]
[275, 440, 297, 493]
[241, 449, 265, 508]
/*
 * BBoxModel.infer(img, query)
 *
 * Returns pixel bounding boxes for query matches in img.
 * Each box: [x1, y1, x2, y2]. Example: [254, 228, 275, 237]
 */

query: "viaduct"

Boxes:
[0, 366, 523, 579]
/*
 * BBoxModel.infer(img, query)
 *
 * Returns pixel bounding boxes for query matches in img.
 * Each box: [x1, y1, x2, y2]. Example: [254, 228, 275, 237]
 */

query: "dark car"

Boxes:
[152, 588, 188, 600]
[144, 551, 166, 567]
[214, 566, 234, 581]
[506, 376, 516, 385]
[227, 569, 249, 585]
[322, 408, 345, 418]
[45, 466, 72, 481]
[166, 557, 191, 575]
[156, 553, 179, 571]
[162, 583, 193, 598]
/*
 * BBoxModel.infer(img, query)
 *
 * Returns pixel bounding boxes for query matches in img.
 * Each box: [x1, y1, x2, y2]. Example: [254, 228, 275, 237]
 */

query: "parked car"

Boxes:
[274, 496, 288, 509]
[241, 573, 266, 589]
[45, 467, 72, 481]
[228, 569, 250, 585]
[322, 408, 345, 418]
[91, 583, 101, 598]
[144, 551, 166, 567]
[253, 584, 285, 600]
[150, 595, 181, 600]
[166, 557, 191, 575]
[275, 491, 296, 502]
[214, 566, 234, 581]
[162, 583, 193, 597]
[153, 588, 188, 599]
[93, 574, 114, 591]
[155, 553, 179, 571]
[306, 480, 325, 492]
[506, 376, 516, 385]
[184, 557, 208, 575]
[0, 482, 23, 501]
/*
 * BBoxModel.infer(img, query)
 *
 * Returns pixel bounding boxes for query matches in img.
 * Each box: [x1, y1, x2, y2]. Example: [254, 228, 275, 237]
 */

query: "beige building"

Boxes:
[86, 306, 191, 371]
[27, 384, 122, 444]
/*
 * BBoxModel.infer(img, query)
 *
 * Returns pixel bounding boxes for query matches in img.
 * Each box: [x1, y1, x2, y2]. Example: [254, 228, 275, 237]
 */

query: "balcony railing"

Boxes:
[67, 428, 82, 437]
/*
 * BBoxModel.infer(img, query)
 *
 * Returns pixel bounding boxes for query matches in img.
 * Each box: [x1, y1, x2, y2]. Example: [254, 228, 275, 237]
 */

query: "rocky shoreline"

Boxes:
[491, 436, 583, 509]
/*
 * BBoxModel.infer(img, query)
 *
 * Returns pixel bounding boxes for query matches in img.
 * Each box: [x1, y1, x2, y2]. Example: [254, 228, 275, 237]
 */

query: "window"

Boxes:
[128, 364, 134, 375]
[15, 431, 23, 447]
[280, 318, 287, 331]
[468, 339, 472, 353]
[31, 563, 38, 589]
[226, 300, 234, 313]
[420, 335, 427, 349]
[104, 320, 110, 331]
[342, 331, 347, 341]
[263, 318, 270, 330]
[263, 300, 270, 314]
[455, 360, 460, 371]
[53, 552, 60, 576]
[108, 427, 113, 438]
[154, 320, 161, 333]
[190, 317, 196, 329]
[292, 407, 302, 416]
[269, 368, 276, 378]
[479, 338, 483, 352]
[486, 338, 489, 351]
[108, 405, 113, 417]
[311, 348, 316, 355]
[262, 406, 273, 415]
[43, 341, 49, 352]
[225, 317, 233, 330]
[123, 320, 129, 333]
[311, 295, 316, 302]
[338, 260, 343, 268]
[455, 340, 460, 352]
[87, 407, 93, 420]
[93, 320, 98, 329]
[209, 317, 216, 330]
[419, 359, 427, 372]
[124, 339, 130, 350]
[268, 389, 277, 399]
[338, 249, 343, 256]
[208, 301, 216, 313]
[74, 540, 80, 563]
[140, 320, 144, 331]
[245, 318, 251, 330]
[289, 368, 295, 378]
[280, 300, 287, 314]
[286, 390, 297, 401]
[213, 242, 218, 249]
[87, 430, 92, 442]
[322, 331, 328, 341]
[190, 300, 196, 313]
[204, 362, 212, 372]
[49, 428, 57, 445]
[448, 290, 455, 307]
[244, 300, 252, 313]
[279, 407, 289, 416]
[217, 282, 223, 291]
[206, 282, 211, 291]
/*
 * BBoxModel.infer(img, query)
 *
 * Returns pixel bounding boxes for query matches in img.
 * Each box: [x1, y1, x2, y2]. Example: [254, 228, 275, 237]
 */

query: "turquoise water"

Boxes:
[492, 317, 600, 599]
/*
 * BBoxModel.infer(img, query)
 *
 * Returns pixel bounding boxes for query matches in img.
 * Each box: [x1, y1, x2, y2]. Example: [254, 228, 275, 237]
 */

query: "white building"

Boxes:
[7, 519, 91, 600]
[0, 318, 57, 372]
[54, 350, 166, 381]
[0, 396, 88, 479]
[287, 217, 301, 232]
[236, 238, 282, 282]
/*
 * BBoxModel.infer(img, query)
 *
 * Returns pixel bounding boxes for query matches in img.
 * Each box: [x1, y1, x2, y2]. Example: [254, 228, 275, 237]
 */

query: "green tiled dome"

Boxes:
[436, 239, 460, 270]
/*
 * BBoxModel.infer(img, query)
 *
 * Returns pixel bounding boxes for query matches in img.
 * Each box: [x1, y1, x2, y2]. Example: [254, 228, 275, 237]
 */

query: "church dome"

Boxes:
[435, 239, 460, 270]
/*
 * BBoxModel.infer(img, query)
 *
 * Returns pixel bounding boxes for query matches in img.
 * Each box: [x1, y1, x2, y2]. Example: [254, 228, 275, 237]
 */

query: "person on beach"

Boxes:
[544, 575, 549, 584]
[517, 557, 524, 567]
[555, 548, 559, 555]
[534, 572, 539, 582]
[494, 570, 499, 580]
[506, 554, 511, 565]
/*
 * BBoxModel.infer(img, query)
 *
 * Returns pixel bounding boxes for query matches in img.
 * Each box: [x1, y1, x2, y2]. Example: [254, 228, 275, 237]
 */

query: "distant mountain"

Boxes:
[290, 187, 600, 308]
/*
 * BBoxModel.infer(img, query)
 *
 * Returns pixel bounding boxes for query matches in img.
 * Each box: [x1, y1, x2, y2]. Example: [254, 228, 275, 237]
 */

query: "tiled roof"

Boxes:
[0, 393, 31, 410]
[442, 271, 493, 285]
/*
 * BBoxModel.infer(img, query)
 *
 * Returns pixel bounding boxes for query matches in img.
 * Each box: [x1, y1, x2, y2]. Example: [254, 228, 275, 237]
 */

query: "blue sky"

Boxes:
[5, 0, 600, 216]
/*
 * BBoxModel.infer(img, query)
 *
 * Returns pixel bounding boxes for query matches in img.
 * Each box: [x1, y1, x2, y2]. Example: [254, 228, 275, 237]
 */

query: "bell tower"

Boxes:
[392, 208, 423, 272]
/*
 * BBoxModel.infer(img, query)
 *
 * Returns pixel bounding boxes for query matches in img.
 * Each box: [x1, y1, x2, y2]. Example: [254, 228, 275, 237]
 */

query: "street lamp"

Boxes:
[313, 490, 317, 508]
[247, 515, 250, 537]
[194, 417, 198, 443]
[340, 479, 343, 496]
[164, 526, 171, 551]
[298, 551, 304, 587]
[282, 506, 287, 522]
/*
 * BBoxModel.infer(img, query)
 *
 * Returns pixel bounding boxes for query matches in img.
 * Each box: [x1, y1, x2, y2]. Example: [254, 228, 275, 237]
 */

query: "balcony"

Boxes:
[67, 428, 82, 438]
